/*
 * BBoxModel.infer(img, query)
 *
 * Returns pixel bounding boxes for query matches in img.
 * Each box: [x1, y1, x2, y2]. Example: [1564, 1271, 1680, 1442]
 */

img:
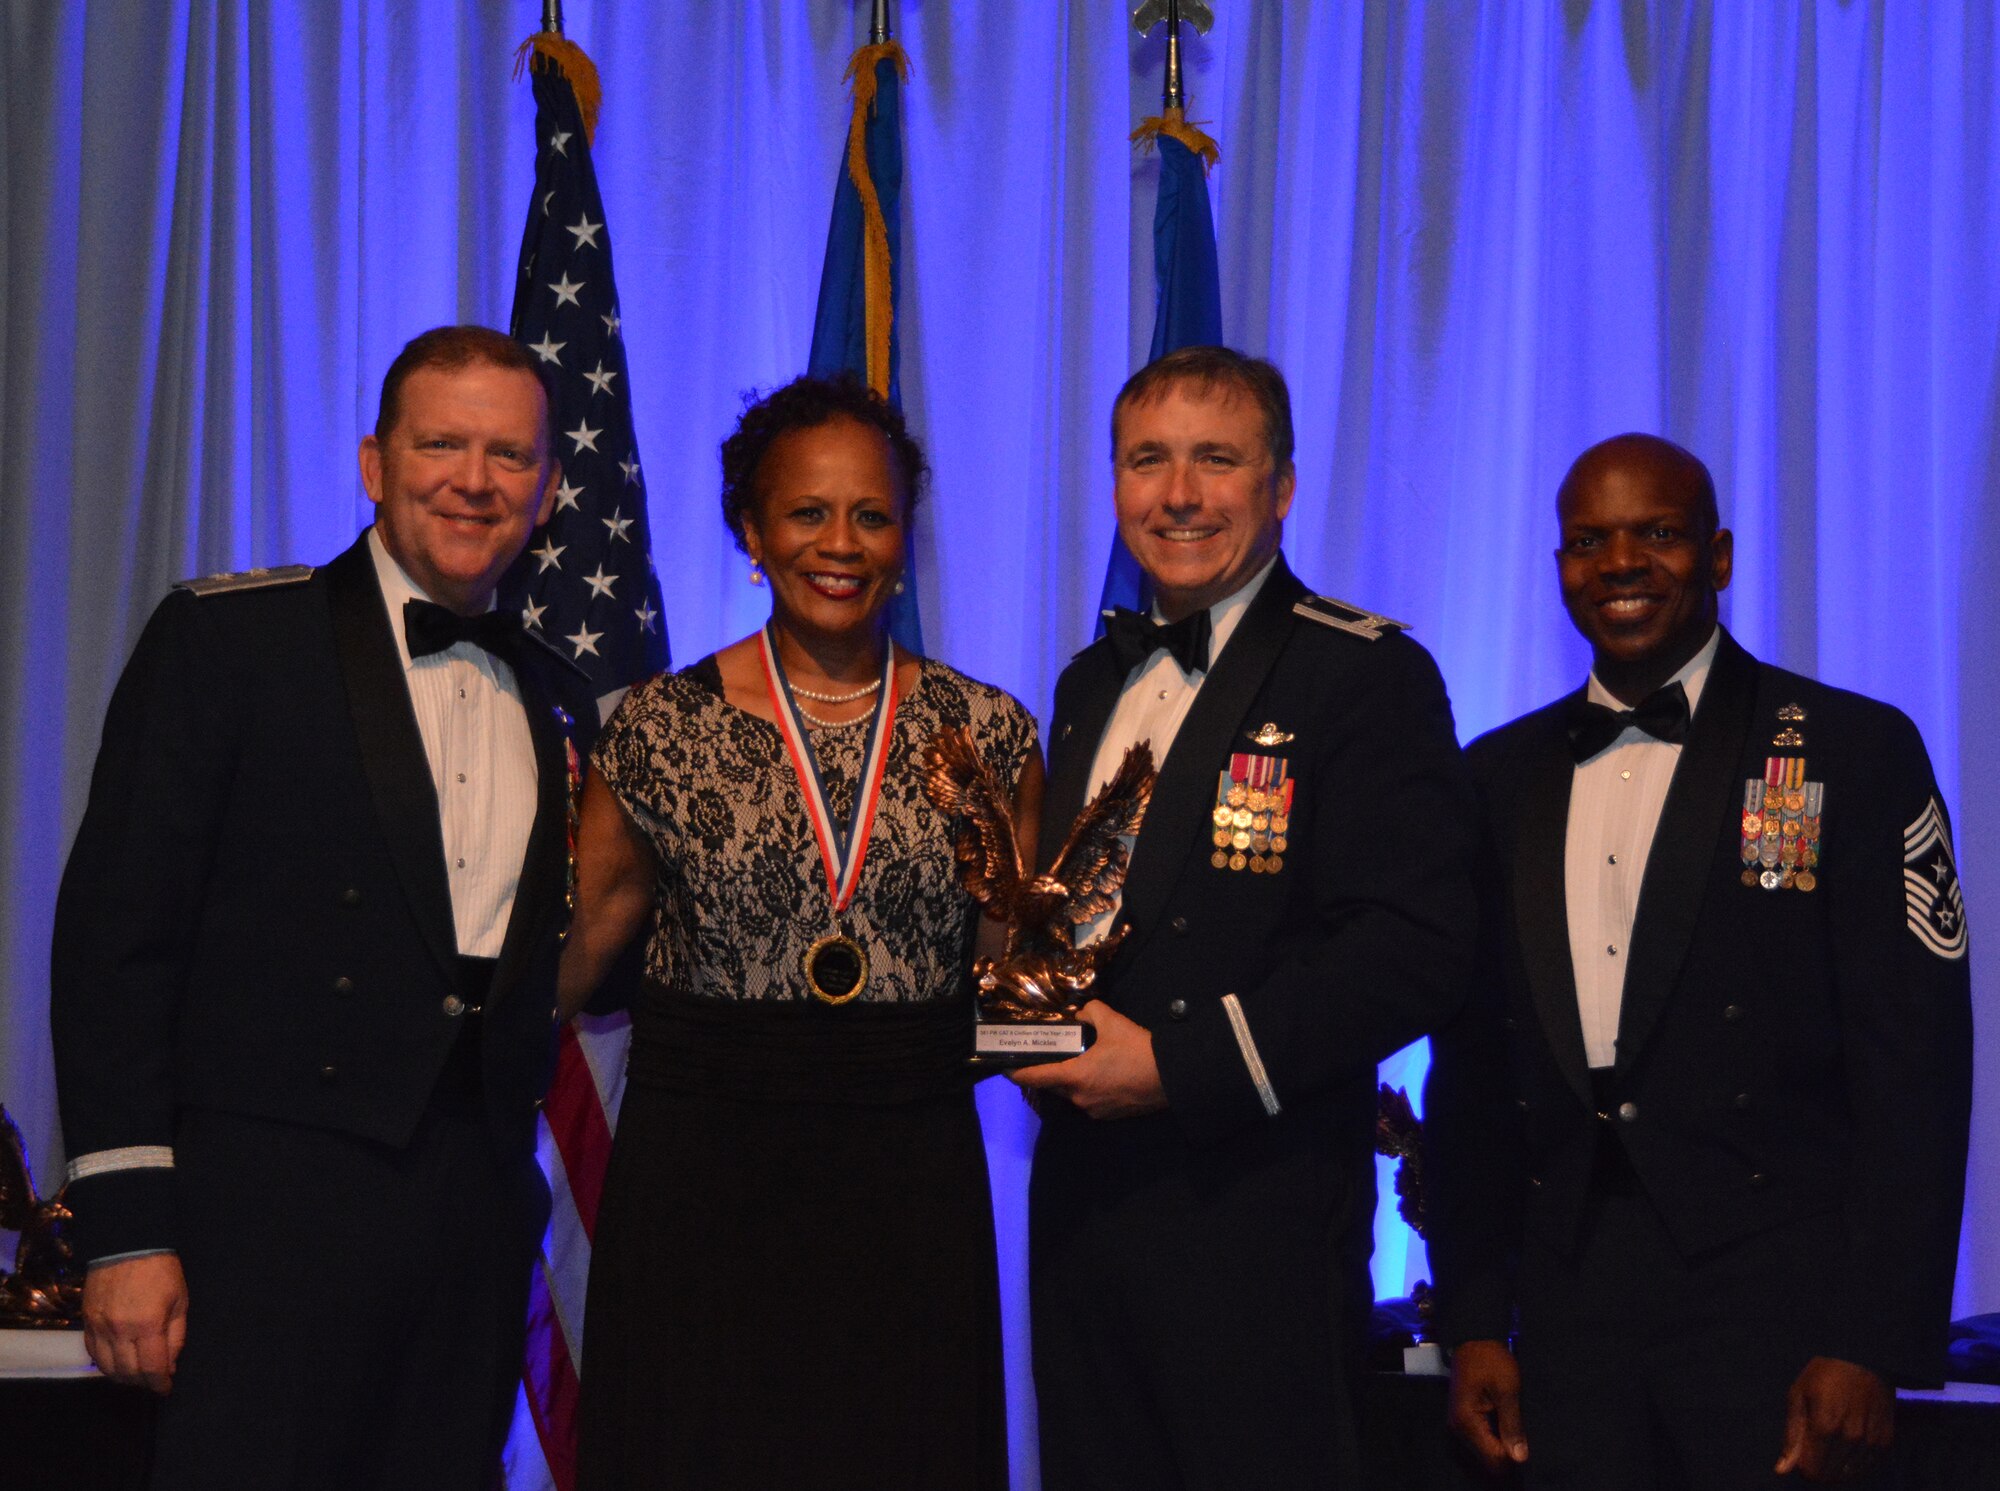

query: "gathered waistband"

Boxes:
[626, 981, 977, 1106]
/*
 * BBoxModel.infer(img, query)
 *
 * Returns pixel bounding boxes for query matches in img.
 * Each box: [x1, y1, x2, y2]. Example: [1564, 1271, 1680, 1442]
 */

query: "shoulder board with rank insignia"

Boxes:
[173, 565, 314, 597]
[1292, 595, 1411, 642]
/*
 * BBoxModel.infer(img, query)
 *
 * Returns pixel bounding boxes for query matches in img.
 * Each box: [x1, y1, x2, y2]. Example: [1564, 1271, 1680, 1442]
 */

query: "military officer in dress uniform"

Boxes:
[50, 326, 576, 1490]
[1425, 433, 1973, 1488]
[1016, 346, 1478, 1489]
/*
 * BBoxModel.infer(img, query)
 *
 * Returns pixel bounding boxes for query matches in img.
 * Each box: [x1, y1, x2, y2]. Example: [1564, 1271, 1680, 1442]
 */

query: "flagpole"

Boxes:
[870, 0, 890, 44]
[1162, 0, 1183, 110]
[542, 0, 562, 33]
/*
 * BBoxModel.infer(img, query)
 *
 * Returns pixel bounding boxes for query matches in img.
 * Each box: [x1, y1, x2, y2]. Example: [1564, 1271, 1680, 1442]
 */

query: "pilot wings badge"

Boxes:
[923, 729, 1155, 1065]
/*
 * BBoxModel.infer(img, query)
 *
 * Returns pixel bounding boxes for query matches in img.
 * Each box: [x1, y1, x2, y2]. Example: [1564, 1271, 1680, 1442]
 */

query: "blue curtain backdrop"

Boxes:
[3, 2, 1996, 1480]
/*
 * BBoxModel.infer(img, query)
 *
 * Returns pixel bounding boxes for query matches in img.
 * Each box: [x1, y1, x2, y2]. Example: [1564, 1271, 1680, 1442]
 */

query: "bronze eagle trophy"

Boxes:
[0, 1104, 84, 1327]
[922, 728, 1155, 1059]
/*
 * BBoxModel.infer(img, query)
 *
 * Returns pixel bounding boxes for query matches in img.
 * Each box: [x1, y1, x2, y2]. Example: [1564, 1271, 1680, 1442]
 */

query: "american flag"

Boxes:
[498, 37, 660, 1491]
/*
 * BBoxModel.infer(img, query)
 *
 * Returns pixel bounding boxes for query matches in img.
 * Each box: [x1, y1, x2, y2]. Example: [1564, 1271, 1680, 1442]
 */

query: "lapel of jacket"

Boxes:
[487, 659, 569, 1013]
[327, 537, 460, 986]
[1613, 628, 1759, 1071]
[1509, 699, 1595, 1110]
[1038, 643, 1125, 872]
[1113, 557, 1305, 959]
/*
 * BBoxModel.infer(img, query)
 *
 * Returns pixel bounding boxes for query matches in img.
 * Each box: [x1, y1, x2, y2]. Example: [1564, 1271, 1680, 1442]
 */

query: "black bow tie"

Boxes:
[1565, 681, 1691, 762]
[403, 598, 520, 662]
[1104, 606, 1212, 676]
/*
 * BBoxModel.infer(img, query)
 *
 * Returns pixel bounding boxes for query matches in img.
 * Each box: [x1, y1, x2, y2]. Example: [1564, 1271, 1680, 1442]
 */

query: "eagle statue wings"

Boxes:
[922, 728, 1156, 1020]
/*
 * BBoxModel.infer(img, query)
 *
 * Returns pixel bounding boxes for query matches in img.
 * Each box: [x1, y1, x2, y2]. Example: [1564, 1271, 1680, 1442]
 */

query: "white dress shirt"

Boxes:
[369, 528, 538, 958]
[1565, 627, 1721, 1069]
[1075, 555, 1279, 949]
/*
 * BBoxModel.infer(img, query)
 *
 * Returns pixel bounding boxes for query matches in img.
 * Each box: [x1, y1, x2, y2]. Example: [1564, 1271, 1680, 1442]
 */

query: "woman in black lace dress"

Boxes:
[562, 376, 1041, 1491]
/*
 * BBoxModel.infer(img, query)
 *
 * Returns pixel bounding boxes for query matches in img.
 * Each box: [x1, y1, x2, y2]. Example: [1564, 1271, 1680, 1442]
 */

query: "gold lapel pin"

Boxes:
[1247, 722, 1294, 746]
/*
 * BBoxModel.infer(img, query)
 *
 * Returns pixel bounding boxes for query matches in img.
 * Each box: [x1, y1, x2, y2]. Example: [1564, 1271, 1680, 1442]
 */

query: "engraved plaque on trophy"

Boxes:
[922, 729, 1155, 1068]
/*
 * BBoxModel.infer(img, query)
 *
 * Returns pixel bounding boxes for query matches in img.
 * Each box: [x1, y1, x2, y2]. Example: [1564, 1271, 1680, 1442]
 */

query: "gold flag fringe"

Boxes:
[841, 41, 909, 398]
[513, 33, 603, 146]
[1130, 106, 1220, 170]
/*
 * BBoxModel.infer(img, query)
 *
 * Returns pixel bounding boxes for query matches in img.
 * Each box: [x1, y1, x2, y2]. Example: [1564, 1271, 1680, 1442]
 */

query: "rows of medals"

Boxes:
[1739, 754, 1823, 892]
[1212, 753, 1293, 874]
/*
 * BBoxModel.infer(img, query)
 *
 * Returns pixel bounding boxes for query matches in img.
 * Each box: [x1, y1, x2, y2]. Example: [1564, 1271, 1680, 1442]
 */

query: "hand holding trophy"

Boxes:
[922, 728, 1156, 1065]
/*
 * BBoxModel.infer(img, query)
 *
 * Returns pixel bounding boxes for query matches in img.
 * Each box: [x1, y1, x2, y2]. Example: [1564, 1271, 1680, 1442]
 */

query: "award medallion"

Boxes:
[759, 625, 899, 1003]
[803, 933, 869, 1004]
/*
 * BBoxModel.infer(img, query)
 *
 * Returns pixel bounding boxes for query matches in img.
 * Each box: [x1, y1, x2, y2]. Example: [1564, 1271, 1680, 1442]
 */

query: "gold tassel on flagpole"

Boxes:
[841, 40, 909, 398]
[1130, 105, 1220, 170]
[512, 32, 603, 145]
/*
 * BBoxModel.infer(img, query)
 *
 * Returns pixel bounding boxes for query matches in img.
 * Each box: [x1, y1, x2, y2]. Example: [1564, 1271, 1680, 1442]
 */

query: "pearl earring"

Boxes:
[749, 561, 765, 586]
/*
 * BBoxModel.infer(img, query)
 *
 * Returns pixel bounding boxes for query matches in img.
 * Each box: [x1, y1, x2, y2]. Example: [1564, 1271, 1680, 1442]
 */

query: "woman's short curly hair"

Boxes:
[719, 374, 929, 553]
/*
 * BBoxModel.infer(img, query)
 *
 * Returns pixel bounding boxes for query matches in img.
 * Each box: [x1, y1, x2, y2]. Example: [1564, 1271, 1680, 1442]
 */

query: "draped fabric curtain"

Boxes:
[4, 0, 1995, 1474]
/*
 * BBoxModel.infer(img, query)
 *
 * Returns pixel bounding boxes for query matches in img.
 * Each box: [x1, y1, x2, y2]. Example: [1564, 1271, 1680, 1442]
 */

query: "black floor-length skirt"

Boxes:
[576, 987, 1008, 1491]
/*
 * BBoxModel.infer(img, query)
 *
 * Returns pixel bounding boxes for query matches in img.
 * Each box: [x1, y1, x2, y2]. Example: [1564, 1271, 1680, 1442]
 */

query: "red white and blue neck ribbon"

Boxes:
[758, 623, 899, 910]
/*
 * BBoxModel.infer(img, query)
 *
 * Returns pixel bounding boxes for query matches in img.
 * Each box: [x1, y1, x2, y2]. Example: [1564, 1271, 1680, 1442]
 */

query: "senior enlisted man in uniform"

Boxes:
[50, 325, 577, 1490]
[1425, 433, 1973, 1488]
[1016, 346, 1478, 1488]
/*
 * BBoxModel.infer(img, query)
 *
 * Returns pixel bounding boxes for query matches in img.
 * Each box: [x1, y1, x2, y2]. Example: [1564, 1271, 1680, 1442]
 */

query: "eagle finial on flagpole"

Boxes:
[871, 0, 891, 45]
[1132, 0, 1214, 112]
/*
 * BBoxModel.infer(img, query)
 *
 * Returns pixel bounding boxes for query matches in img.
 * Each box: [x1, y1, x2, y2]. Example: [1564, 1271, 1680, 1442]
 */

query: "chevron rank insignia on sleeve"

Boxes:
[1903, 797, 1968, 960]
[1292, 595, 1410, 641]
[174, 565, 314, 596]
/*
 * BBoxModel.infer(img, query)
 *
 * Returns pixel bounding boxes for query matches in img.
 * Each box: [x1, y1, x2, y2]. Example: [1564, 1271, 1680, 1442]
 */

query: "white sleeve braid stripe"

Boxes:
[66, 1146, 174, 1183]
[1221, 994, 1282, 1117]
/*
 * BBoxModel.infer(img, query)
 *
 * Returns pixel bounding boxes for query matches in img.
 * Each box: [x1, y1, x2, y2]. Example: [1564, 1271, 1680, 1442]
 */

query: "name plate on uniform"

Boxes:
[973, 1014, 1090, 1067]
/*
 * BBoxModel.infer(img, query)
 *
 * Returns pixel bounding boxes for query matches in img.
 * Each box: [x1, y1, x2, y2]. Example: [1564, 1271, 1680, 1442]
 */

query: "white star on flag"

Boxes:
[567, 625, 603, 658]
[529, 334, 565, 365]
[602, 509, 634, 544]
[549, 130, 571, 157]
[601, 308, 622, 337]
[552, 478, 584, 513]
[550, 273, 585, 308]
[583, 362, 617, 397]
[567, 213, 603, 250]
[583, 566, 618, 600]
[531, 537, 566, 572]
[636, 600, 659, 634]
[619, 456, 641, 484]
[567, 420, 601, 453]
[521, 597, 547, 629]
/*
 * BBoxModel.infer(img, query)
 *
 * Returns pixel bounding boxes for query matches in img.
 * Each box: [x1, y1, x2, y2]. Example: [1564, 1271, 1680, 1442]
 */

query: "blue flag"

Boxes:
[1098, 128, 1224, 624]
[502, 44, 669, 739]
[808, 42, 922, 653]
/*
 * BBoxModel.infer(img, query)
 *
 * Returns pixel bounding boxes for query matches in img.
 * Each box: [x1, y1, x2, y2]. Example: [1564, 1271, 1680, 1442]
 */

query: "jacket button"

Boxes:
[1515, 1098, 1530, 1112]
[332, 976, 355, 996]
[1723, 1004, 1744, 1022]
[1170, 916, 1188, 935]
[1750, 1171, 1769, 1188]
[1734, 1092, 1753, 1111]
[442, 994, 465, 1017]
[1529, 1175, 1543, 1188]
[1617, 1101, 1639, 1123]
[318, 1063, 338, 1083]
[339, 887, 362, 907]
[1167, 998, 1188, 1020]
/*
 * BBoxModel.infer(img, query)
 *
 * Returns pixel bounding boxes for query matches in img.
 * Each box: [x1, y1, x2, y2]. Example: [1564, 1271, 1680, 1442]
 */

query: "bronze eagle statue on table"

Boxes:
[0, 1104, 83, 1326]
[922, 728, 1156, 1021]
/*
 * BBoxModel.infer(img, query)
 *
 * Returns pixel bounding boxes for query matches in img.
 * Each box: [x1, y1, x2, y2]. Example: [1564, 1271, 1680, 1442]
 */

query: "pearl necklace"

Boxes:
[789, 677, 883, 704]
[794, 701, 870, 729]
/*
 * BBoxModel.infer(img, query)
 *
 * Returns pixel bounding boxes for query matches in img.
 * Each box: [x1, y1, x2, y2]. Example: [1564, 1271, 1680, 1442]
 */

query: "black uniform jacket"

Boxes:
[51, 536, 573, 1264]
[1425, 629, 1973, 1385]
[1034, 555, 1477, 1220]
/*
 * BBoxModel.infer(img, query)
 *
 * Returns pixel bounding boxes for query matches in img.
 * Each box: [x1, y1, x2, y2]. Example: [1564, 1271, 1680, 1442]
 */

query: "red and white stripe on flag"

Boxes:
[501, 1012, 629, 1491]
